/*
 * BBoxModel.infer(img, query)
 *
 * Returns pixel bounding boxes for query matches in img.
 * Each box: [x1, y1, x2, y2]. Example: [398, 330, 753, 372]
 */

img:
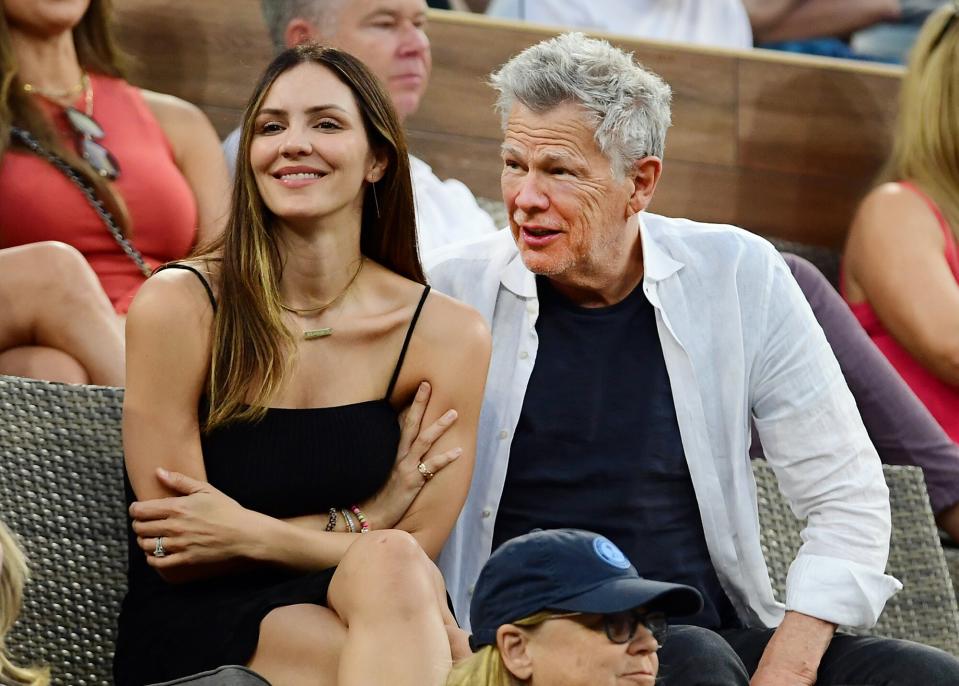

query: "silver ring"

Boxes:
[154, 536, 166, 558]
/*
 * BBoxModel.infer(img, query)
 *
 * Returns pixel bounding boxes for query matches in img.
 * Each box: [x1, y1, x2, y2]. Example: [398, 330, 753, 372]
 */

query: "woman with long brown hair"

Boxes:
[842, 3, 959, 450]
[114, 44, 490, 685]
[0, 0, 228, 384]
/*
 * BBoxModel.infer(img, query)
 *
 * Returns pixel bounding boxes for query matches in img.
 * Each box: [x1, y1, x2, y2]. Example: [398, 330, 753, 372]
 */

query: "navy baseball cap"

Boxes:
[469, 529, 704, 648]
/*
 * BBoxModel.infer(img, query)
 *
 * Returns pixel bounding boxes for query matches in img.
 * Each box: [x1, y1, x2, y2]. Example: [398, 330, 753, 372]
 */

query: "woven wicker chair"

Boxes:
[753, 459, 959, 656]
[0, 375, 127, 686]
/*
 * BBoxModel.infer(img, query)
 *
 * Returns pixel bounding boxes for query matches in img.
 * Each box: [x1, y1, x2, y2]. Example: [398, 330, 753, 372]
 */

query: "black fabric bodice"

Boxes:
[201, 401, 399, 517]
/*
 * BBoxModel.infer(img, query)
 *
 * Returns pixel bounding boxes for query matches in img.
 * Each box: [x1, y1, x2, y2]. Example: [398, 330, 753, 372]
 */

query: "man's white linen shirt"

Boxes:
[221, 129, 497, 252]
[424, 213, 901, 630]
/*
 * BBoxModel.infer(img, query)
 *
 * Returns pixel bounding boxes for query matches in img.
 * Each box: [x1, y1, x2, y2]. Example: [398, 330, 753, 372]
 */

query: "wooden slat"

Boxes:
[110, 3, 903, 248]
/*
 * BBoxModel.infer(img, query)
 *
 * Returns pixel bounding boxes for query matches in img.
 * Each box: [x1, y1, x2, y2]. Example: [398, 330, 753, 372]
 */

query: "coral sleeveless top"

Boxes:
[0, 73, 197, 314]
[843, 181, 959, 443]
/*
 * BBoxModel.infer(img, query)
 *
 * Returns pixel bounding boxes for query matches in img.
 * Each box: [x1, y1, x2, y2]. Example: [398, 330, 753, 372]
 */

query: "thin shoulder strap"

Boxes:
[384, 286, 431, 401]
[899, 181, 959, 279]
[155, 264, 218, 312]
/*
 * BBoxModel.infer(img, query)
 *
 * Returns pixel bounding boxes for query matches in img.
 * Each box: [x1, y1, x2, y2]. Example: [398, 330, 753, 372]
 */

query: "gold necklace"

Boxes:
[281, 258, 365, 340]
[22, 71, 87, 102]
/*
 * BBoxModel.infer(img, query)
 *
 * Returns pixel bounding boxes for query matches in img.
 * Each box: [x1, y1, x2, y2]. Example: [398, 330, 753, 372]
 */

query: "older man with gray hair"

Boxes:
[426, 33, 959, 685]
[223, 0, 497, 253]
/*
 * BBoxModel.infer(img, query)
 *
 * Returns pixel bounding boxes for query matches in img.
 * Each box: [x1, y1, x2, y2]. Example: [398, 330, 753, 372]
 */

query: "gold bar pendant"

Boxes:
[304, 328, 333, 340]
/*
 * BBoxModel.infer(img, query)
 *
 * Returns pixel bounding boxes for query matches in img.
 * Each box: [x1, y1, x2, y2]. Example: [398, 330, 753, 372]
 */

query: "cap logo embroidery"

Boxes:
[592, 537, 630, 569]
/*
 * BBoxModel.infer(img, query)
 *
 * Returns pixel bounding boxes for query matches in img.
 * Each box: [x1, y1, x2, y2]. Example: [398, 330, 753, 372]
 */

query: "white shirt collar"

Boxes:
[497, 213, 685, 299]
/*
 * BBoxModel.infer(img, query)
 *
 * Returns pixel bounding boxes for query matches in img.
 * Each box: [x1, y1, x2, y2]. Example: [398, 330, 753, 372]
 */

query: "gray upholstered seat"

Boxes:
[0, 375, 127, 685]
[753, 459, 959, 656]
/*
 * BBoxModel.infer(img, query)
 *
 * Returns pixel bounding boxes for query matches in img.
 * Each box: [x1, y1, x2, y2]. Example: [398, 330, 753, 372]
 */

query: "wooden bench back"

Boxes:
[113, 3, 903, 249]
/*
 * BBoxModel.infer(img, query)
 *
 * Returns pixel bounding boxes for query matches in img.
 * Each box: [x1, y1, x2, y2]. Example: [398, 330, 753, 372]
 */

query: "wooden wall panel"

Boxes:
[109, 4, 903, 248]
[114, 0, 269, 133]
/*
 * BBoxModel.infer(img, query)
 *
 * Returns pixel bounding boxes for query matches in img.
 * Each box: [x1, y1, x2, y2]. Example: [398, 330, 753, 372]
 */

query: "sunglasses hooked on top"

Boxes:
[65, 106, 121, 181]
[22, 71, 121, 181]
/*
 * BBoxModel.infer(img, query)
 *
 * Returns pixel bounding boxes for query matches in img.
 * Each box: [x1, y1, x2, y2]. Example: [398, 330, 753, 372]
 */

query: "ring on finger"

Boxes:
[417, 461, 435, 482]
[154, 536, 167, 558]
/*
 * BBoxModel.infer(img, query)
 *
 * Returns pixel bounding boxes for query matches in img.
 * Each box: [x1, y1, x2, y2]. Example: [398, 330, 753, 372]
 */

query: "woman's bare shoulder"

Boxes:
[128, 263, 217, 332]
[367, 261, 490, 350]
[849, 181, 945, 250]
[138, 88, 208, 127]
[418, 288, 491, 352]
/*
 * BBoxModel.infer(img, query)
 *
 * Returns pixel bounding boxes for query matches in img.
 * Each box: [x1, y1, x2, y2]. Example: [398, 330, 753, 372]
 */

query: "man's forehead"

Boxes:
[334, 0, 427, 22]
[503, 103, 599, 157]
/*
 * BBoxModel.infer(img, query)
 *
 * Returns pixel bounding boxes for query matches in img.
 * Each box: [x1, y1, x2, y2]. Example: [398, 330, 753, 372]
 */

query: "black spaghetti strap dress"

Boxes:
[113, 265, 431, 685]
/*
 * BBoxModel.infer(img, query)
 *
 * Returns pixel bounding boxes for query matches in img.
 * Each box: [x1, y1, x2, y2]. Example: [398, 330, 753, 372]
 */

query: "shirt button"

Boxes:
[519, 351, 529, 360]
[498, 430, 509, 440]
[481, 508, 492, 518]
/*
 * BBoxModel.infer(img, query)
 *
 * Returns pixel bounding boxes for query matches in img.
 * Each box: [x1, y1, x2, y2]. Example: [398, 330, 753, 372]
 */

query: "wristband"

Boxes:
[342, 508, 356, 533]
[350, 505, 370, 533]
[324, 507, 337, 532]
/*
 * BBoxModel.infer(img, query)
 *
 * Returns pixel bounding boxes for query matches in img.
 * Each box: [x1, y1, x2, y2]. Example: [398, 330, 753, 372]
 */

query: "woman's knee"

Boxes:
[331, 530, 437, 615]
[1, 242, 108, 309]
[0, 346, 89, 384]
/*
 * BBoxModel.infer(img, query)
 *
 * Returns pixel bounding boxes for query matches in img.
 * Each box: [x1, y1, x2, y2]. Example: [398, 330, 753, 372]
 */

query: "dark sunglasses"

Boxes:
[546, 609, 669, 645]
[65, 106, 121, 181]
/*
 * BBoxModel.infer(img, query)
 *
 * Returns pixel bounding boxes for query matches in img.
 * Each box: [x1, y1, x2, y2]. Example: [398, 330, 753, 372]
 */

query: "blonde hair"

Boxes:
[879, 3, 959, 238]
[0, 522, 49, 686]
[445, 612, 556, 686]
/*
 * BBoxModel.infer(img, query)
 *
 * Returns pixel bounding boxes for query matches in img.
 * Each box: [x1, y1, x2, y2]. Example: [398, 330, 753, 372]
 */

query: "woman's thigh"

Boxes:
[247, 603, 345, 686]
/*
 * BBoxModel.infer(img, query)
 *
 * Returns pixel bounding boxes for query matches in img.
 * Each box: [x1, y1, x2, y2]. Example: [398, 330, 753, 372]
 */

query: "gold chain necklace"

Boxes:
[22, 70, 87, 102]
[281, 258, 365, 340]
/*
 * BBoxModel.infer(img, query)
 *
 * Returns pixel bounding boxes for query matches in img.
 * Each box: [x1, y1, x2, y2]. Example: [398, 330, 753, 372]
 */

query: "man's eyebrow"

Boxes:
[256, 105, 349, 116]
[362, 7, 427, 21]
[539, 151, 579, 166]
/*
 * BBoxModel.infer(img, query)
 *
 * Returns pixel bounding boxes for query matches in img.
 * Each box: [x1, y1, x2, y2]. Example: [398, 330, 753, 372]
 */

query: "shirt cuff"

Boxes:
[785, 553, 902, 628]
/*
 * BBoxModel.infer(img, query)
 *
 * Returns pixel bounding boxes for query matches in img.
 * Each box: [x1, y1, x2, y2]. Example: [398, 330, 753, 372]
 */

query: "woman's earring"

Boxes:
[371, 179, 381, 219]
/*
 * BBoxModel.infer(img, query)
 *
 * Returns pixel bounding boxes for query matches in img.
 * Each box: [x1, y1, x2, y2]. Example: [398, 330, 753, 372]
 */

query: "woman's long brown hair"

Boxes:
[0, 0, 129, 231]
[201, 44, 423, 431]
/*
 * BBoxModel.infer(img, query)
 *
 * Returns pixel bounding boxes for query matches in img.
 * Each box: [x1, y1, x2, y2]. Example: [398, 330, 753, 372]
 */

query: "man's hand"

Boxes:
[751, 611, 836, 686]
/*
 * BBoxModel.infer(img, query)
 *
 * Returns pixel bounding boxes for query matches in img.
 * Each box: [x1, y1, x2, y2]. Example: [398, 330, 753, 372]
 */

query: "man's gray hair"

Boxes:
[260, 0, 347, 54]
[489, 33, 672, 174]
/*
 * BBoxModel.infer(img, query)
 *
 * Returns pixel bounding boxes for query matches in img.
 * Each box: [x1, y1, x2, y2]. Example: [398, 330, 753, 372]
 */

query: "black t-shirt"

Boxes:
[492, 276, 741, 630]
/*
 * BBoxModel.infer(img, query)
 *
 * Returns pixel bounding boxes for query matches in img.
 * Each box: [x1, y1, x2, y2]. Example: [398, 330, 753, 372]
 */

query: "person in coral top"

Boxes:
[0, 0, 229, 385]
[842, 5, 959, 461]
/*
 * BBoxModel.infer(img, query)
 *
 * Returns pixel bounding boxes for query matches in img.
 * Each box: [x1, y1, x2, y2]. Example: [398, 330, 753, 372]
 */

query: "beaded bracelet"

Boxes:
[324, 508, 337, 532]
[350, 505, 370, 533]
[341, 508, 356, 533]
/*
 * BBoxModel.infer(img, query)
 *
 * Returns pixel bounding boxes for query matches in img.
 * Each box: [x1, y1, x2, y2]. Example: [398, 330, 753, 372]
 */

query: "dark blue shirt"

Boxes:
[492, 276, 741, 629]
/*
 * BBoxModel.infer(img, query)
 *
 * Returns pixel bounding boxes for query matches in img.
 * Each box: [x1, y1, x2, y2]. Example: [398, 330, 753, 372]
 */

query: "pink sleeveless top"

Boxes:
[0, 73, 198, 314]
[842, 181, 959, 443]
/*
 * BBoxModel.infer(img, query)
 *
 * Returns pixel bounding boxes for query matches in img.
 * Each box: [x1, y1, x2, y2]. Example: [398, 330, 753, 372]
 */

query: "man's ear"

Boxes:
[497, 624, 534, 681]
[625, 155, 663, 217]
[285, 17, 318, 48]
